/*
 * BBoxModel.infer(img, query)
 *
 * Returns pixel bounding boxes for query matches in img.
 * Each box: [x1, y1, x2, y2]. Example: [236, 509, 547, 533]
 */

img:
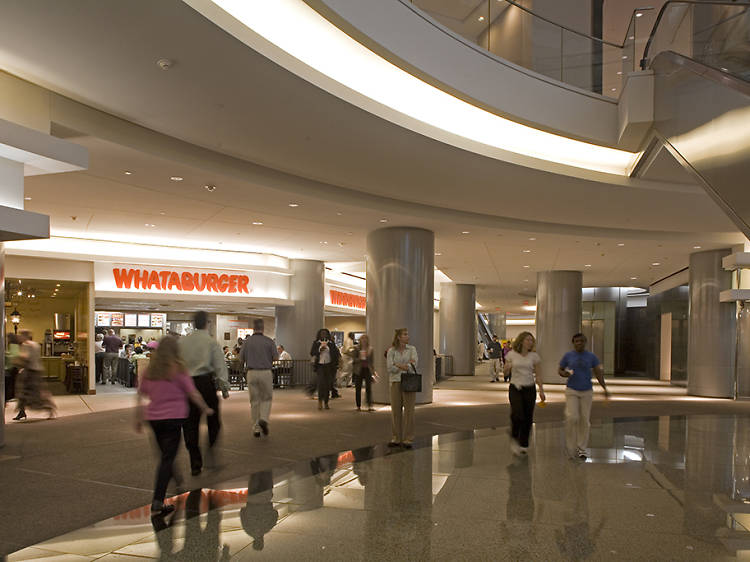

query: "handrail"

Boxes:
[641, 0, 750, 69]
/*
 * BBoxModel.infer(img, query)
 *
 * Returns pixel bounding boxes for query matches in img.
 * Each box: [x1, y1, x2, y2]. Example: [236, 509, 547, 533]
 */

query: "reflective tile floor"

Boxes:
[9, 414, 750, 561]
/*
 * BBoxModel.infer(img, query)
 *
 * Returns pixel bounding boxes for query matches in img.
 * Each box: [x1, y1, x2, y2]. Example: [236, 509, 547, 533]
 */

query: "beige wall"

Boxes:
[325, 315, 366, 336]
[506, 324, 536, 342]
[6, 296, 76, 348]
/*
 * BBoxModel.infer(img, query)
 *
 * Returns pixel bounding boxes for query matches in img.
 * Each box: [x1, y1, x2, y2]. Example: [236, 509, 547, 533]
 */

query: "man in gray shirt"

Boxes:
[178, 311, 230, 475]
[239, 318, 278, 438]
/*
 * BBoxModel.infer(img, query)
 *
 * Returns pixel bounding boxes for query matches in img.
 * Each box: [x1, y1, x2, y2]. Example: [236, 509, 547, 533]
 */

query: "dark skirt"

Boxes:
[16, 368, 55, 411]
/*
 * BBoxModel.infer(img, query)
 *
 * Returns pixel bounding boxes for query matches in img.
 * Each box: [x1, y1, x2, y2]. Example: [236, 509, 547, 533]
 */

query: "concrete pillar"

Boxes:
[275, 259, 324, 361]
[535, 271, 582, 385]
[367, 227, 434, 404]
[737, 304, 750, 399]
[438, 284, 476, 376]
[688, 249, 735, 397]
[488, 313, 507, 339]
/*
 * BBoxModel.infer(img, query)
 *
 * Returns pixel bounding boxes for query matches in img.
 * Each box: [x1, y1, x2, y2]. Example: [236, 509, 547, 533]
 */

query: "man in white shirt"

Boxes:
[277, 345, 292, 361]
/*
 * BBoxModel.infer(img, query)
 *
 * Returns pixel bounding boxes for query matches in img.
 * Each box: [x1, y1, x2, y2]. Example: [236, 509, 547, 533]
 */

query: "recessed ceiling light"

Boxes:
[145, 223, 156, 227]
[616, 71, 623, 75]
[159, 211, 166, 215]
[204, 184, 217, 192]
[435, 252, 442, 256]
[629, 36, 635, 40]
[584, 264, 592, 267]
[170, 176, 183, 181]
[124, 170, 133, 175]
[528, 237, 536, 241]
[320, 241, 328, 245]
[611, 88, 617, 92]
[523, 279, 529, 282]
[288, 203, 299, 207]
[478, 16, 485, 21]
[461, 231, 470, 234]
[622, 55, 628, 60]
[379, 218, 388, 223]
[24, 196, 31, 201]
[56, 284, 60, 287]
[651, 262, 661, 266]
[635, 12, 643, 17]
[720, 67, 729, 72]
[522, 249, 531, 253]
[693, 245, 702, 249]
[336, 212, 343, 216]
[617, 243, 625, 246]
[523, 265, 530, 268]
[252, 221, 264, 226]
[630, 276, 638, 280]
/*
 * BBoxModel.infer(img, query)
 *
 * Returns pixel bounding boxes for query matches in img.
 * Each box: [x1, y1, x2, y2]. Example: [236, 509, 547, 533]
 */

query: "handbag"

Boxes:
[401, 363, 422, 393]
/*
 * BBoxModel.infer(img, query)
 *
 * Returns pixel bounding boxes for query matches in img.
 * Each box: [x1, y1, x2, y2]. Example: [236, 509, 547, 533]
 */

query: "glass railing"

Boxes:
[407, 0, 653, 98]
[642, 1, 750, 80]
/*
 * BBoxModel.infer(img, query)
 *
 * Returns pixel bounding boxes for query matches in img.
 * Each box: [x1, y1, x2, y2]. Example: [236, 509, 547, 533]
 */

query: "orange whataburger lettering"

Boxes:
[330, 289, 366, 310]
[112, 268, 251, 294]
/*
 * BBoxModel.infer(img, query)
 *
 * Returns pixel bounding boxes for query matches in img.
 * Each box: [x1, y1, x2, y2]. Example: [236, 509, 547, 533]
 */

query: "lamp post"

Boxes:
[10, 309, 20, 334]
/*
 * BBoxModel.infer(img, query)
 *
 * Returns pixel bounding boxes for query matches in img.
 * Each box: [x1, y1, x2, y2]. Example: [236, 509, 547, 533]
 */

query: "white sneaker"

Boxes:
[519, 447, 529, 456]
[510, 439, 521, 456]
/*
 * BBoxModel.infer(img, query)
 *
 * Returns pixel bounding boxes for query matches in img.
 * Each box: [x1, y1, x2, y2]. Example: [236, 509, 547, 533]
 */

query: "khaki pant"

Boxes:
[565, 387, 593, 455]
[246, 369, 273, 432]
[390, 381, 416, 444]
[490, 358, 502, 381]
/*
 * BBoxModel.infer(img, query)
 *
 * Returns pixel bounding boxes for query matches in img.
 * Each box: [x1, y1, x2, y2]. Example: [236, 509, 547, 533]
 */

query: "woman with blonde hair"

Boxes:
[135, 336, 213, 515]
[386, 328, 418, 448]
[350, 334, 375, 412]
[503, 331, 545, 456]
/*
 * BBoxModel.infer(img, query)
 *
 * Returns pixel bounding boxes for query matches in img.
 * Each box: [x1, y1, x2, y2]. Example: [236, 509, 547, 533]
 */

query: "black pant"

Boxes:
[150, 418, 186, 504]
[509, 384, 536, 447]
[354, 368, 372, 408]
[316, 363, 336, 404]
[182, 374, 220, 472]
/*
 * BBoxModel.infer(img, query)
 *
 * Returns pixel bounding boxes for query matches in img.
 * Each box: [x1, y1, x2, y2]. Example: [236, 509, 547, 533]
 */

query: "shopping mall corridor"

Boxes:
[2, 372, 750, 559]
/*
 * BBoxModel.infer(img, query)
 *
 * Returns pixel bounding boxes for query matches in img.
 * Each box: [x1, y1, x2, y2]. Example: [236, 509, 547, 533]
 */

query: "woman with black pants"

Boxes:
[135, 336, 213, 515]
[350, 334, 375, 411]
[310, 329, 340, 410]
[503, 331, 545, 457]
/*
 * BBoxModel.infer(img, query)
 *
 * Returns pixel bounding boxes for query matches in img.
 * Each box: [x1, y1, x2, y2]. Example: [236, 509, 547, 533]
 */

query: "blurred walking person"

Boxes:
[387, 328, 418, 448]
[503, 332, 545, 456]
[13, 330, 56, 420]
[179, 311, 230, 475]
[351, 333, 375, 411]
[488, 334, 504, 382]
[310, 328, 340, 410]
[135, 336, 213, 515]
[239, 319, 278, 438]
[339, 332, 356, 388]
[102, 329, 122, 384]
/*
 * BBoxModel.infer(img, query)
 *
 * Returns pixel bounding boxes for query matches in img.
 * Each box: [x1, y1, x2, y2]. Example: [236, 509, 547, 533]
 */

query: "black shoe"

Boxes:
[387, 441, 400, 448]
[191, 468, 202, 476]
[253, 431, 261, 438]
[403, 443, 413, 450]
[490, 380, 497, 383]
[13, 411, 27, 421]
[259, 420, 269, 436]
[151, 503, 176, 516]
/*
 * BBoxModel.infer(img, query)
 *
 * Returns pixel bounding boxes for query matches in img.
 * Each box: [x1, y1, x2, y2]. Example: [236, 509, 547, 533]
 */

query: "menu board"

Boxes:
[237, 328, 253, 340]
[138, 314, 151, 327]
[150, 313, 165, 328]
[95, 312, 111, 327]
[110, 312, 124, 327]
[125, 314, 138, 327]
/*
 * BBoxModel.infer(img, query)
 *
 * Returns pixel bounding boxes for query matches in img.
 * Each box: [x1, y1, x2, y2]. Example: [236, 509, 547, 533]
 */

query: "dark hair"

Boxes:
[316, 328, 331, 340]
[253, 318, 264, 332]
[512, 331, 535, 353]
[347, 332, 355, 340]
[194, 311, 208, 330]
[572, 333, 586, 341]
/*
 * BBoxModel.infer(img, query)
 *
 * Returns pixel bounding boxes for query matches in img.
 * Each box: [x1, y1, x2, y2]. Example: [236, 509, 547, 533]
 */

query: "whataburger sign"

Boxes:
[112, 267, 250, 294]
[328, 288, 366, 310]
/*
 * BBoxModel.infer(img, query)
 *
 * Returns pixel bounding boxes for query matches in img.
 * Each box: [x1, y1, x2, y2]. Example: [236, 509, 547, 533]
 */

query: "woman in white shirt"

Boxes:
[386, 328, 418, 449]
[503, 331, 545, 456]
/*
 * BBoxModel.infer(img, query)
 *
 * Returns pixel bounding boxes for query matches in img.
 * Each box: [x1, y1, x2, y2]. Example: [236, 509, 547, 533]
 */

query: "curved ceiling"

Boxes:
[0, 0, 744, 312]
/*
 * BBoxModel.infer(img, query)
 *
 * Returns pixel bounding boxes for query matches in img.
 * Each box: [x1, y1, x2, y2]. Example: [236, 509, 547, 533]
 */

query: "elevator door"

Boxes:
[582, 320, 605, 361]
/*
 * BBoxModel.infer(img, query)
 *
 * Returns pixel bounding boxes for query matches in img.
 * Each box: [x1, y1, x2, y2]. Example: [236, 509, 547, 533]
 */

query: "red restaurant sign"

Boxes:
[112, 268, 250, 294]
[329, 289, 366, 310]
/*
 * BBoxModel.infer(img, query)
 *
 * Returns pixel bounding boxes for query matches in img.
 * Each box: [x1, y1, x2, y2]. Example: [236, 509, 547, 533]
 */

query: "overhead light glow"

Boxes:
[124, 170, 133, 175]
[617, 243, 625, 246]
[288, 203, 299, 207]
[461, 231, 470, 235]
[170, 176, 183, 181]
[651, 262, 661, 266]
[693, 245, 701, 249]
[252, 221, 264, 225]
[522, 304, 537, 311]
[193, 0, 638, 175]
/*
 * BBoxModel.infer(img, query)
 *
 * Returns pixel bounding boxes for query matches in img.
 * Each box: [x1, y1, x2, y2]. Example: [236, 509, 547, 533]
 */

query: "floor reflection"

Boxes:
[9, 414, 750, 560]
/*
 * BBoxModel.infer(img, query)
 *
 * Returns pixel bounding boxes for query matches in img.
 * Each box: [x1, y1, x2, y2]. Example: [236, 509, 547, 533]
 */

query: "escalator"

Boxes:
[635, 1, 750, 238]
[477, 312, 493, 357]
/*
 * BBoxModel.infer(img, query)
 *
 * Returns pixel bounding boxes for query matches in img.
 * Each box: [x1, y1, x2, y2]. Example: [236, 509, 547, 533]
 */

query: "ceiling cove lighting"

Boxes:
[193, 0, 638, 176]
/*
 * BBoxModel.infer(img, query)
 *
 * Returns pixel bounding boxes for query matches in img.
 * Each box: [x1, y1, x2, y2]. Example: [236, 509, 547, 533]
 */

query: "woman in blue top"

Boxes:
[558, 333, 610, 460]
[386, 328, 418, 449]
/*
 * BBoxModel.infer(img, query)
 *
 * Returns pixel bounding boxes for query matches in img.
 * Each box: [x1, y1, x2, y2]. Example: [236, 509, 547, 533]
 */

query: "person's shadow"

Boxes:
[151, 489, 230, 561]
[240, 470, 279, 551]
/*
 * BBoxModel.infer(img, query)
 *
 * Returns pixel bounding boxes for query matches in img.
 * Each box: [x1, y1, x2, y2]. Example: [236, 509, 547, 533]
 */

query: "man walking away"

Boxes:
[102, 329, 122, 384]
[179, 311, 230, 475]
[558, 333, 610, 461]
[240, 319, 278, 438]
[488, 334, 503, 383]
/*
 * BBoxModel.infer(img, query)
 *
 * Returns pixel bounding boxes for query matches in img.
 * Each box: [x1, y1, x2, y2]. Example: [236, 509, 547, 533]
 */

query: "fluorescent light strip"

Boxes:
[205, 0, 637, 175]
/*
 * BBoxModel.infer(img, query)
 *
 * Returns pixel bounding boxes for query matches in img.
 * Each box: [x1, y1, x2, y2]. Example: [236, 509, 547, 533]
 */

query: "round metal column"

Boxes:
[688, 249, 735, 397]
[0, 243, 5, 448]
[488, 313, 507, 339]
[367, 227, 434, 404]
[439, 283, 476, 376]
[535, 271, 582, 385]
[275, 259, 324, 361]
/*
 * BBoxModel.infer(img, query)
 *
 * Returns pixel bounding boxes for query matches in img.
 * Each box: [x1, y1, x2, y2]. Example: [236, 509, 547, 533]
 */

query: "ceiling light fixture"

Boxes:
[288, 203, 299, 207]
[252, 221, 264, 225]
[523, 265, 530, 268]
[478, 16, 485, 21]
[522, 249, 531, 253]
[635, 12, 643, 17]
[145, 223, 156, 227]
[617, 243, 625, 246]
[124, 170, 133, 175]
[616, 71, 623, 75]
[461, 231, 470, 235]
[584, 264, 592, 267]
[170, 176, 183, 181]
[528, 237, 537, 241]
[693, 245, 702, 249]
[24, 196, 31, 201]
[651, 262, 661, 266]
[202, 0, 639, 175]
[435, 252, 442, 256]
[379, 218, 388, 223]
[204, 184, 217, 192]
[630, 276, 638, 280]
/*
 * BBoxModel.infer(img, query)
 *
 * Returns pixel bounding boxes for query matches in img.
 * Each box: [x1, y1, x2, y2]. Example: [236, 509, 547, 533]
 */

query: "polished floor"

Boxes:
[8, 413, 750, 560]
